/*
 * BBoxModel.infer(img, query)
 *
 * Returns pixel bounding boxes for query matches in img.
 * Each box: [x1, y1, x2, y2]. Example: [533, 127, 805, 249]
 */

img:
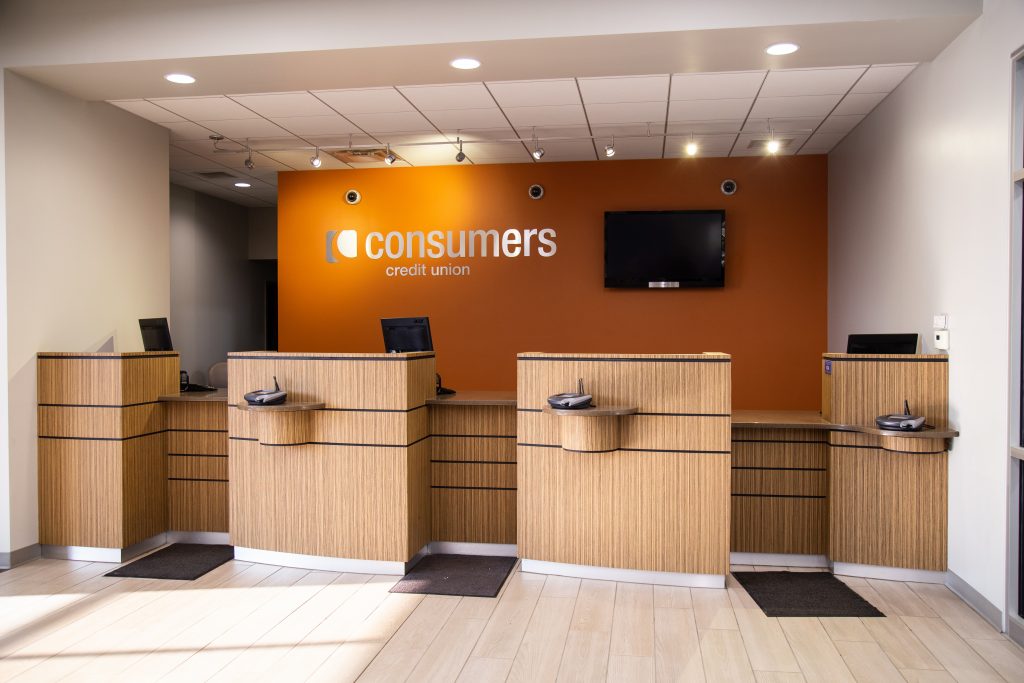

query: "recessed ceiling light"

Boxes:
[234, 182, 251, 188]
[765, 43, 799, 56]
[450, 57, 481, 70]
[685, 141, 698, 157]
[164, 73, 196, 84]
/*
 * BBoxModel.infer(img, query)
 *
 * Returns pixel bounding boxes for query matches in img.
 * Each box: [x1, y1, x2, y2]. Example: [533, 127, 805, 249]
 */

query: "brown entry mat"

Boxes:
[732, 571, 884, 617]
[390, 554, 517, 598]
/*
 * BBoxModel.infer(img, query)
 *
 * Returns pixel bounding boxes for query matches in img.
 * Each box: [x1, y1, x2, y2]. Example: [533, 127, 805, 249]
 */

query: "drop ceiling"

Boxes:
[118, 64, 915, 207]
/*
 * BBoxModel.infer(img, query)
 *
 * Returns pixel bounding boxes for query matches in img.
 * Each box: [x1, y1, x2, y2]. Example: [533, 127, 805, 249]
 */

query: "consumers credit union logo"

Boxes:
[325, 227, 557, 263]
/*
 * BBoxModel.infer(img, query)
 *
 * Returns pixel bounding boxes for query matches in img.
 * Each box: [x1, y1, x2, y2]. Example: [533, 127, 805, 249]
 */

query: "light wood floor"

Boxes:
[0, 557, 1022, 682]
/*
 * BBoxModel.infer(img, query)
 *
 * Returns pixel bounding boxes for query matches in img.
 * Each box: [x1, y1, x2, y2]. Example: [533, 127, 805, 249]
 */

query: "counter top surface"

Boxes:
[235, 400, 325, 412]
[159, 389, 229, 402]
[426, 390, 517, 406]
[543, 405, 639, 417]
[732, 409, 959, 438]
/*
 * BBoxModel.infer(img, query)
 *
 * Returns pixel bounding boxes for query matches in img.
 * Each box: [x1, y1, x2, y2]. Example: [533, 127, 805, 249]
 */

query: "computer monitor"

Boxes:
[139, 318, 173, 352]
[381, 317, 434, 353]
[846, 333, 919, 354]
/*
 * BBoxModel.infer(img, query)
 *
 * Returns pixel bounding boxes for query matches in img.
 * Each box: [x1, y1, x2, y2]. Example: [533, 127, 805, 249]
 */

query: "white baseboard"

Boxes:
[428, 542, 517, 557]
[832, 561, 947, 584]
[730, 552, 829, 568]
[41, 532, 166, 564]
[520, 558, 725, 588]
[945, 570, 1004, 631]
[166, 531, 230, 545]
[0, 543, 41, 569]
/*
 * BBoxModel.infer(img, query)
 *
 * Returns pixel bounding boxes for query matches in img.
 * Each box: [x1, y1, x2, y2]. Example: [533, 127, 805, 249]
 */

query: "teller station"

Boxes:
[36, 344, 957, 588]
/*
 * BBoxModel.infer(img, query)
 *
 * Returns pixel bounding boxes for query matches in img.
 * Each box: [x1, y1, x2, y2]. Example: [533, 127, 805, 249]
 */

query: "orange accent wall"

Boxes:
[278, 156, 827, 409]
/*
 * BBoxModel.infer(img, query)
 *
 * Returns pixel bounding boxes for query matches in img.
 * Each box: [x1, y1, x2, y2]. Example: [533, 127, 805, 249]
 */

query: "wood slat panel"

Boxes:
[121, 434, 169, 545]
[168, 480, 228, 532]
[430, 405, 516, 436]
[228, 405, 428, 445]
[406, 439, 432, 557]
[829, 447, 947, 571]
[732, 427, 828, 443]
[169, 430, 228, 456]
[431, 489, 516, 544]
[823, 355, 949, 428]
[517, 446, 730, 574]
[169, 455, 228, 480]
[431, 435, 516, 463]
[519, 412, 730, 452]
[166, 402, 227, 431]
[38, 439, 123, 547]
[731, 496, 827, 555]
[731, 441, 827, 470]
[431, 463, 516, 488]
[731, 469, 826, 496]
[38, 403, 164, 439]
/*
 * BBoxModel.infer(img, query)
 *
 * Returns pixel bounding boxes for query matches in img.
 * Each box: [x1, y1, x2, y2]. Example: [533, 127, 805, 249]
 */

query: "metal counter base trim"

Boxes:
[520, 558, 725, 588]
[41, 532, 166, 563]
[832, 561, 947, 584]
[730, 552, 830, 568]
[234, 545, 429, 575]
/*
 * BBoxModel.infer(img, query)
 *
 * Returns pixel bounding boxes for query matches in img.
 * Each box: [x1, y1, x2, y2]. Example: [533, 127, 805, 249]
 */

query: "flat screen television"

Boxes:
[604, 210, 725, 288]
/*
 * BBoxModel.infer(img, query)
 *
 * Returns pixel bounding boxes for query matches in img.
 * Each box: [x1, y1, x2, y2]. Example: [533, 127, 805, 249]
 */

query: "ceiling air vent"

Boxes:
[329, 148, 402, 164]
[193, 171, 238, 180]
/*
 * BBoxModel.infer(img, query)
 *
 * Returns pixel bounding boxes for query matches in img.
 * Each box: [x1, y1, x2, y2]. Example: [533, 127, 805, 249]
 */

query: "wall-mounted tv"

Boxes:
[604, 210, 725, 288]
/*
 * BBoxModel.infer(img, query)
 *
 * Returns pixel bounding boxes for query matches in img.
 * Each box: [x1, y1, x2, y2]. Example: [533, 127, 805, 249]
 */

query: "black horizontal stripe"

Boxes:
[518, 355, 729, 363]
[517, 442, 560, 448]
[229, 436, 258, 442]
[516, 408, 729, 417]
[38, 353, 178, 360]
[168, 477, 228, 483]
[823, 356, 947, 363]
[169, 453, 228, 458]
[828, 442, 946, 455]
[431, 485, 516, 491]
[168, 428, 227, 433]
[227, 353, 434, 361]
[321, 404, 427, 413]
[39, 430, 166, 442]
[516, 442, 730, 455]
[732, 466, 826, 471]
[39, 401, 160, 408]
[231, 434, 432, 449]
[431, 459, 517, 465]
[731, 493, 826, 499]
[732, 439, 828, 444]
[517, 408, 543, 413]
[562, 447, 618, 454]
[432, 434, 515, 439]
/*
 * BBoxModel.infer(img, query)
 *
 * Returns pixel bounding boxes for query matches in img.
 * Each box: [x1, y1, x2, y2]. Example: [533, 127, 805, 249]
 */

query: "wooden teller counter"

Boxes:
[35, 349, 957, 587]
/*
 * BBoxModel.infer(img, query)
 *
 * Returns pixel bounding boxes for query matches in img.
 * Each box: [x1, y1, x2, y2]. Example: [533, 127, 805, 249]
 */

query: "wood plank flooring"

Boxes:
[0, 557, 1021, 682]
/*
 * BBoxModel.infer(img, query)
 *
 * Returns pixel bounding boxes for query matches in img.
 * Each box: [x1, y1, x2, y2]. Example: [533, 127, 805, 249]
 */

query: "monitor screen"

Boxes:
[139, 318, 173, 352]
[381, 317, 434, 353]
[846, 333, 919, 354]
[605, 210, 725, 288]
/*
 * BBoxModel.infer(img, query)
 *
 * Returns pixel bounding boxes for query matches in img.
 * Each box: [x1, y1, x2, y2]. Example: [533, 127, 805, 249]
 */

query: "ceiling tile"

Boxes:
[398, 83, 495, 111]
[748, 94, 842, 119]
[666, 120, 744, 134]
[585, 101, 666, 126]
[392, 143, 464, 166]
[670, 71, 765, 100]
[592, 134, 664, 160]
[382, 132, 451, 146]
[270, 114, 361, 136]
[831, 92, 887, 116]
[344, 110, 435, 134]
[229, 92, 334, 118]
[442, 126, 516, 142]
[759, 67, 865, 97]
[851, 64, 917, 94]
[532, 139, 597, 162]
[198, 118, 291, 139]
[148, 96, 255, 121]
[817, 114, 865, 134]
[578, 75, 669, 104]
[422, 108, 510, 130]
[731, 132, 809, 156]
[462, 141, 531, 162]
[664, 134, 736, 158]
[667, 98, 752, 121]
[799, 132, 847, 154]
[261, 150, 348, 169]
[512, 124, 591, 142]
[486, 79, 581, 108]
[169, 150, 225, 172]
[162, 120, 215, 140]
[312, 87, 415, 114]
[591, 122, 665, 138]
[110, 99, 184, 123]
[303, 133, 379, 148]
[247, 135, 306, 151]
[742, 116, 822, 134]
[503, 104, 588, 128]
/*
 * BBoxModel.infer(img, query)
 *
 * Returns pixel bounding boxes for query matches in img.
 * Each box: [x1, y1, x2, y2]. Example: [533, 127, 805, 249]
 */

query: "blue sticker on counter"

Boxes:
[824, 360, 832, 375]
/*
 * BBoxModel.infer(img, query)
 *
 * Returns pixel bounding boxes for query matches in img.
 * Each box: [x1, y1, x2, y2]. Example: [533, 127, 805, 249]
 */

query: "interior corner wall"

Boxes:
[0, 69, 11, 557]
[170, 184, 276, 384]
[827, 0, 1024, 615]
[2, 72, 170, 554]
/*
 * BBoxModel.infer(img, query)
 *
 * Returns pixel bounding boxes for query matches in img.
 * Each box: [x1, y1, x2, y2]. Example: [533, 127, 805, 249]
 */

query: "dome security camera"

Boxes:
[720, 179, 738, 196]
[528, 184, 544, 200]
[344, 189, 361, 205]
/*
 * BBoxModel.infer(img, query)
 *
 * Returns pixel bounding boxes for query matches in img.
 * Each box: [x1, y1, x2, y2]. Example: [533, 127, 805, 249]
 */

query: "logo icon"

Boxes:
[326, 230, 358, 262]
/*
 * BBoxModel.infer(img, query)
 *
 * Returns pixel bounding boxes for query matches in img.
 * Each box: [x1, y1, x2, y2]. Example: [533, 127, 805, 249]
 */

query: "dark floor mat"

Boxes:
[732, 571, 884, 617]
[390, 554, 516, 598]
[105, 543, 234, 580]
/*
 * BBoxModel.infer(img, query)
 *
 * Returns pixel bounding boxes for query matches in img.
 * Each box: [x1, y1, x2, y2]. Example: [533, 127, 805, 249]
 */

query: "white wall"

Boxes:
[828, 0, 1024, 616]
[2, 72, 169, 554]
[170, 184, 275, 384]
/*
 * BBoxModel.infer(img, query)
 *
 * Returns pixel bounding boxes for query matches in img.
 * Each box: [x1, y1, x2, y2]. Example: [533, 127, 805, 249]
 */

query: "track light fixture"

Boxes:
[531, 128, 544, 160]
[384, 144, 397, 165]
[310, 147, 322, 168]
[685, 134, 698, 157]
[455, 137, 466, 163]
[604, 136, 616, 158]
[766, 121, 780, 154]
[244, 147, 254, 170]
